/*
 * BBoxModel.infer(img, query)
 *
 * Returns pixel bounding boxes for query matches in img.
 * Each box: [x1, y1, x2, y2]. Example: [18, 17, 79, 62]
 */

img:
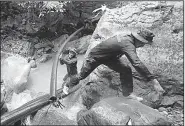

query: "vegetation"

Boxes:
[1, 1, 183, 125]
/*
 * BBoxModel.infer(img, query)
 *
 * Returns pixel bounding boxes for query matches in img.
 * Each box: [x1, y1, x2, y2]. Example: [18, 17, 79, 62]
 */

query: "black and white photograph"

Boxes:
[0, 1, 184, 125]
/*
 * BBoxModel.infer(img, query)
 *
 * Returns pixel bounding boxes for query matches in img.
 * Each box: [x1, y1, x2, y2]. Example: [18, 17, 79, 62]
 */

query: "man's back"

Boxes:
[89, 34, 135, 60]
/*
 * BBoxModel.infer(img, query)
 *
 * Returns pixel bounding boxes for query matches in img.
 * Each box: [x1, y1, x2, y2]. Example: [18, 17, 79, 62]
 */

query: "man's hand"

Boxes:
[63, 85, 69, 95]
[150, 79, 165, 94]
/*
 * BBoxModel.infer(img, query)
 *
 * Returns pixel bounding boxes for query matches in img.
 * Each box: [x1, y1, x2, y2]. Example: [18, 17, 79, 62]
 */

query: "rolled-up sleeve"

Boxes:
[123, 44, 155, 81]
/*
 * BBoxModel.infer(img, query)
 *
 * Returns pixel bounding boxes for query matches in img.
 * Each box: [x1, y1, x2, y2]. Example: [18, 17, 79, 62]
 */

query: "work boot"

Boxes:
[69, 75, 80, 87]
[63, 85, 69, 95]
[65, 75, 80, 90]
[127, 93, 143, 102]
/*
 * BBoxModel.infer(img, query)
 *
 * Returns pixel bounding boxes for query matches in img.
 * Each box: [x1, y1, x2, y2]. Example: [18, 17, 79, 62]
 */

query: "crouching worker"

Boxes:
[59, 47, 78, 94]
[65, 28, 165, 101]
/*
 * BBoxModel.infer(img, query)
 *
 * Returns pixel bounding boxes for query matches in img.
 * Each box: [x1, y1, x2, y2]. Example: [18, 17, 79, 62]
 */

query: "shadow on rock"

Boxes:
[77, 97, 172, 125]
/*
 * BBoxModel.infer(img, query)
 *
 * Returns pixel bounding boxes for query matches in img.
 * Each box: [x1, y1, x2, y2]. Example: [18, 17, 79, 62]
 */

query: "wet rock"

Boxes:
[34, 42, 53, 49]
[81, 84, 101, 109]
[1, 55, 31, 94]
[52, 34, 69, 52]
[173, 101, 183, 109]
[2, 39, 34, 57]
[68, 35, 91, 54]
[36, 48, 44, 55]
[172, 22, 183, 33]
[44, 46, 52, 53]
[6, 90, 33, 111]
[82, 1, 183, 109]
[18, 34, 23, 39]
[77, 109, 110, 125]
[161, 95, 183, 107]
[33, 107, 74, 125]
[25, 23, 37, 35]
[157, 76, 184, 96]
[158, 107, 167, 112]
[1, 103, 8, 115]
[166, 107, 172, 112]
[29, 59, 37, 68]
[77, 97, 171, 125]
[32, 102, 84, 125]
[160, 111, 168, 116]
[22, 19, 26, 25]
[29, 37, 39, 44]
[84, 64, 163, 108]
[38, 54, 52, 63]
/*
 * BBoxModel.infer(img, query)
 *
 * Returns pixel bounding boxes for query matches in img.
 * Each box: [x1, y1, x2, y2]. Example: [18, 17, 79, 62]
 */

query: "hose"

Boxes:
[1, 27, 84, 125]
[50, 26, 84, 100]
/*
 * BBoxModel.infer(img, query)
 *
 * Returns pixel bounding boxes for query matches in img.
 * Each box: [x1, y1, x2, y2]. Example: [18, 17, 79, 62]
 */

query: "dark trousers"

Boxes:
[79, 57, 133, 96]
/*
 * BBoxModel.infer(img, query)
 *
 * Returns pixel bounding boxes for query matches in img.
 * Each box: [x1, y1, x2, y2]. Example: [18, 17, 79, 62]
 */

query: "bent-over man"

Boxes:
[65, 28, 165, 101]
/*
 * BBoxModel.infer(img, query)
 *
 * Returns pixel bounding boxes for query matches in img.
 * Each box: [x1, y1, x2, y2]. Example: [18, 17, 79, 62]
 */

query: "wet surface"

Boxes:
[27, 54, 84, 94]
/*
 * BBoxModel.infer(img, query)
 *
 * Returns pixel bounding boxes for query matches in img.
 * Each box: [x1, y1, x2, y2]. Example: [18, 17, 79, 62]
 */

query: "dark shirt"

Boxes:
[60, 55, 78, 76]
[89, 34, 155, 81]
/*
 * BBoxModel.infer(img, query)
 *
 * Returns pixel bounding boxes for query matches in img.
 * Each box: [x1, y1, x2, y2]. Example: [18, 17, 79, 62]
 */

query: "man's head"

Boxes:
[132, 28, 155, 48]
[68, 47, 77, 58]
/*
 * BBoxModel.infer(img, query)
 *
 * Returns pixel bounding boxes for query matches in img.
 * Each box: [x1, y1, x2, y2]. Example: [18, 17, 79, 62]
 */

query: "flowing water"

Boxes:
[1, 53, 86, 124]
[26, 54, 85, 124]
[27, 54, 84, 94]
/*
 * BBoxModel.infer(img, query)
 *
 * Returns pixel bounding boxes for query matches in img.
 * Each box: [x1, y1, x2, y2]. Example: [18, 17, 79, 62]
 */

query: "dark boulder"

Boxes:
[64, 35, 91, 54]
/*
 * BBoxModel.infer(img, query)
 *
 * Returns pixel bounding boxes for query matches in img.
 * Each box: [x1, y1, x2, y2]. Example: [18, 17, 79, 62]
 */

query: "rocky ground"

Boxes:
[1, 1, 183, 126]
[80, 1, 183, 125]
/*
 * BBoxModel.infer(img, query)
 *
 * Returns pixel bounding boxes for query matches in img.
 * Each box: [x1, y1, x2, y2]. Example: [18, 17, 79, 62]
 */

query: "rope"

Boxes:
[37, 98, 66, 125]
[37, 102, 52, 125]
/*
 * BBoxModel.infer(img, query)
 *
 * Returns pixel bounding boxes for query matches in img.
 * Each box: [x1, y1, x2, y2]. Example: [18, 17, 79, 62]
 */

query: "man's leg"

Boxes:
[103, 58, 133, 96]
[66, 57, 101, 87]
[103, 58, 143, 101]
[63, 74, 68, 81]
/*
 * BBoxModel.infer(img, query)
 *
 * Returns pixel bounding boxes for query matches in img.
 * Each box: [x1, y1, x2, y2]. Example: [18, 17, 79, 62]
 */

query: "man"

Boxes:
[65, 28, 165, 101]
[59, 47, 78, 94]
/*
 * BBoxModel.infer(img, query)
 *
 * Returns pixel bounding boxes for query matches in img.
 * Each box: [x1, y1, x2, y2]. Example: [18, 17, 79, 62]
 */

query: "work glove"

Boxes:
[150, 79, 165, 94]
[63, 85, 69, 95]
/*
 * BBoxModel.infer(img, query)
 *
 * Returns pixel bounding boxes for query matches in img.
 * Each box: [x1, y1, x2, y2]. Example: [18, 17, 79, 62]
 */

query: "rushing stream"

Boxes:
[27, 54, 84, 94]
[1, 52, 86, 125]
[1, 53, 85, 112]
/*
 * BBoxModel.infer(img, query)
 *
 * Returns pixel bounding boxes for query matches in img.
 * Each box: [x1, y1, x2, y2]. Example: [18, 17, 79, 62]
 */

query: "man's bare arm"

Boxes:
[62, 57, 77, 65]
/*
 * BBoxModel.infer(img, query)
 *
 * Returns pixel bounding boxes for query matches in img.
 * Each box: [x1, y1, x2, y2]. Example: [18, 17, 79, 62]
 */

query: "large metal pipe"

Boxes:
[50, 27, 84, 100]
[1, 88, 61, 125]
[1, 27, 84, 125]
[1, 82, 85, 125]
